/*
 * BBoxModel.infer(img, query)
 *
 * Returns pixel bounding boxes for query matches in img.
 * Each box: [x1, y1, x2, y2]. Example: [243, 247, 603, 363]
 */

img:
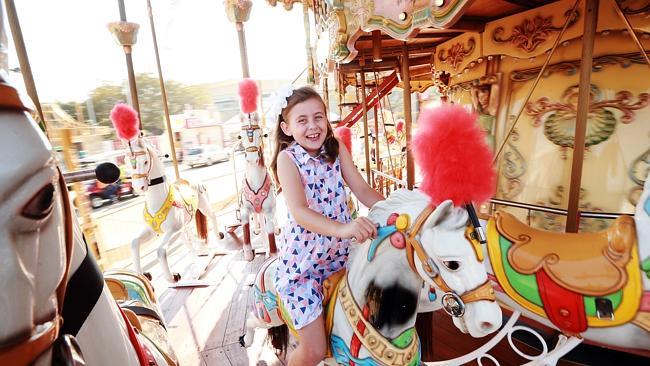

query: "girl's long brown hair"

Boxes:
[270, 86, 339, 186]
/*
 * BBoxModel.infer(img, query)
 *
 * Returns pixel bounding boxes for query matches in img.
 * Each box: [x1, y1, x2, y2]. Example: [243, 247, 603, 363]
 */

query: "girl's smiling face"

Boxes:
[281, 97, 328, 156]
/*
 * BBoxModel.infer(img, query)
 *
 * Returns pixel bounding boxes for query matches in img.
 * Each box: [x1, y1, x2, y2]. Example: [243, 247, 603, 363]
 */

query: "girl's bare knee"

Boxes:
[302, 341, 326, 364]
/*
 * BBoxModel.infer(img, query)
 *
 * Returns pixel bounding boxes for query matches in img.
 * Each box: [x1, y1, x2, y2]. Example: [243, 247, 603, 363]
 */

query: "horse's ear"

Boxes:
[423, 200, 454, 229]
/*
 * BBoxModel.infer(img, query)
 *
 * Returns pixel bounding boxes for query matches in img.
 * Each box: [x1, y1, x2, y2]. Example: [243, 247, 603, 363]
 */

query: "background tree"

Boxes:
[88, 73, 212, 136]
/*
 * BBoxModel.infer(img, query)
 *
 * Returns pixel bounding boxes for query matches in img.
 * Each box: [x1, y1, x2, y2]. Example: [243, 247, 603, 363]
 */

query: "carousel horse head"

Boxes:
[110, 103, 154, 194]
[410, 103, 502, 337]
[0, 80, 82, 365]
[238, 79, 266, 165]
[368, 190, 502, 337]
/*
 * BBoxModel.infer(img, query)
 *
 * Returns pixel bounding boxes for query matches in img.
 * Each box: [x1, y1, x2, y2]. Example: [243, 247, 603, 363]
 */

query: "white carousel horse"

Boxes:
[242, 189, 502, 365]
[127, 136, 223, 282]
[0, 81, 172, 365]
[474, 172, 650, 362]
[239, 113, 277, 261]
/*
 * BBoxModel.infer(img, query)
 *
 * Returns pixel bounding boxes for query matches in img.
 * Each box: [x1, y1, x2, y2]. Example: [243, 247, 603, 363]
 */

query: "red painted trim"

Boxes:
[116, 303, 149, 366]
[349, 305, 371, 366]
[536, 270, 587, 334]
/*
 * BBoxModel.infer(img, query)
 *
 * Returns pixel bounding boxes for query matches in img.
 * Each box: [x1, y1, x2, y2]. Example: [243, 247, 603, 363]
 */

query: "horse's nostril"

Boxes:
[480, 321, 495, 332]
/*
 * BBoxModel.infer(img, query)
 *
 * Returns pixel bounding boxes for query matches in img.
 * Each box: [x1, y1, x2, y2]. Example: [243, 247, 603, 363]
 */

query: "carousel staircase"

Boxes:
[340, 71, 399, 128]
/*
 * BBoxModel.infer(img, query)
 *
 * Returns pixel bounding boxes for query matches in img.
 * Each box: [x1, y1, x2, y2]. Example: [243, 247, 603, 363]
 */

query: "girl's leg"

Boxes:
[288, 314, 326, 366]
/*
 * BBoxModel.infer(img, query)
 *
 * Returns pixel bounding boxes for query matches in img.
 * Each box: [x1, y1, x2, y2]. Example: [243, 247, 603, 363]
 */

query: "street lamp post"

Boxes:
[108, 0, 141, 128]
[225, 0, 253, 78]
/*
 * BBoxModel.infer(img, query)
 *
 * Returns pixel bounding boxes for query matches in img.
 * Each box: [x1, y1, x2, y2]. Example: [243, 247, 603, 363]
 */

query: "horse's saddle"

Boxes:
[172, 179, 198, 215]
[496, 211, 636, 296]
[487, 211, 643, 334]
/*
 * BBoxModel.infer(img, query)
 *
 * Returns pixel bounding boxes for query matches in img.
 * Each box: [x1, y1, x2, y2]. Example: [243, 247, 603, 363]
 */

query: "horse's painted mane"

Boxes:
[368, 188, 468, 231]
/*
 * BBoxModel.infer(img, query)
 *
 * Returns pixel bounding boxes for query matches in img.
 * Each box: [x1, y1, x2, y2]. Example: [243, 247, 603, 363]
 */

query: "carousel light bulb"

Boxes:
[434, 0, 445, 6]
[399, 12, 408, 21]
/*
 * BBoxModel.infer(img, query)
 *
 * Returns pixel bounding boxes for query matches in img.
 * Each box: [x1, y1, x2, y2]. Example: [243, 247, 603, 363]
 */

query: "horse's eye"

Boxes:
[21, 183, 55, 220]
[144, 161, 148, 165]
[443, 260, 461, 271]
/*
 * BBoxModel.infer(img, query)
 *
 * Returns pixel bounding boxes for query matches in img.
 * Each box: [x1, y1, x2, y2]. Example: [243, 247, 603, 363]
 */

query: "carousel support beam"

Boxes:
[374, 104, 380, 171]
[360, 68, 371, 183]
[372, 30, 382, 62]
[323, 75, 329, 115]
[4, 0, 46, 131]
[612, 0, 650, 68]
[302, 1, 315, 84]
[147, 0, 179, 180]
[60, 128, 102, 262]
[566, 0, 598, 233]
[117, 0, 141, 126]
[401, 44, 414, 189]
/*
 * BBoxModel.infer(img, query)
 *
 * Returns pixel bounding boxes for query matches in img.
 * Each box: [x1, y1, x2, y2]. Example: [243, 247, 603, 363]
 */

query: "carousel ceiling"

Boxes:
[318, 0, 558, 89]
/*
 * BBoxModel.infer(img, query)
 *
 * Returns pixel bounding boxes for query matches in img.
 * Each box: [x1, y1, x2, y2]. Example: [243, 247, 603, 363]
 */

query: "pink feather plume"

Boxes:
[238, 78, 259, 114]
[334, 126, 352, 153]
[110, 103, 140, 140]
[412, 104, 495, 206]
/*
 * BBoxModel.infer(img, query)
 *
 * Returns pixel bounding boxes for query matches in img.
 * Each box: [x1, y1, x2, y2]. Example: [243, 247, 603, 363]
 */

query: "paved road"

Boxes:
[91, 154, 248, 254]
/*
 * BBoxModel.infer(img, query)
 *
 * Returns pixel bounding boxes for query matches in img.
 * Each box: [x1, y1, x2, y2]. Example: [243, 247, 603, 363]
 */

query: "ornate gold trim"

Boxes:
[143, 188, 174, 234]
[338, 275, 419, 365]
[438, 38, 475, 70]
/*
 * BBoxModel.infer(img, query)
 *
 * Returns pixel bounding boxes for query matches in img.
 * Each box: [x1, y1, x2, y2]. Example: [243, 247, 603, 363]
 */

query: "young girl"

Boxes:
[270, 86, 384, 366]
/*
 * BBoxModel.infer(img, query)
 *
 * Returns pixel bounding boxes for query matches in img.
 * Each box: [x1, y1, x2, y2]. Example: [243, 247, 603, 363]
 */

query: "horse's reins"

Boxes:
[242, 120, 262, 153]
[128, 142, 165, 186]
[404, 205, 496, 317]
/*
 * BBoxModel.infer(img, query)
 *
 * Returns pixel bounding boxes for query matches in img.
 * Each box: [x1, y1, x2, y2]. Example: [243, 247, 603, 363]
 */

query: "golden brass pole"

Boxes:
[402, 44, 414, 189]
[566, 0, 598, 233]
[147, 0, 179, 180]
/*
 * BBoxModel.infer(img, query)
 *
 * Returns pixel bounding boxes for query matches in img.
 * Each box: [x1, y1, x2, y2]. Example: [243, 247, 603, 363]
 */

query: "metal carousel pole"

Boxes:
[108, 0, 141, 128]
[146, 0, 180, 181]
[225, 0, 253, 78]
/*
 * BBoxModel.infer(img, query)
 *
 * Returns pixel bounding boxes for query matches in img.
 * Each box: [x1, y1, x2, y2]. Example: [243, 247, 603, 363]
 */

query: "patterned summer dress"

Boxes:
[274, 143, 351, 329]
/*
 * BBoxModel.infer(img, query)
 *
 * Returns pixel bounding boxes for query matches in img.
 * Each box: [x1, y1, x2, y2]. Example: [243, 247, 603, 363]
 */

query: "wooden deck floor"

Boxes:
[127, 232, 288, 366]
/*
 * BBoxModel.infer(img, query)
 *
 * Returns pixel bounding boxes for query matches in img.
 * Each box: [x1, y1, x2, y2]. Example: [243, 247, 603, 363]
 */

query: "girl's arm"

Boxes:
[337, 140, 384, 208]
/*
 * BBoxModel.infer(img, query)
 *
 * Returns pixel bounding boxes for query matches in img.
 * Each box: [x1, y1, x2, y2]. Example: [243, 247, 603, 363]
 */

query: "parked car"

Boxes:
[184, 145, 230, 168]
[87, 179, 136, 209]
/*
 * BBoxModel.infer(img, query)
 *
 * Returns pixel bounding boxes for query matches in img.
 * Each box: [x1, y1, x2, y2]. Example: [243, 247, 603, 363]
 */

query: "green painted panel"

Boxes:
[499, 235, 543, 306]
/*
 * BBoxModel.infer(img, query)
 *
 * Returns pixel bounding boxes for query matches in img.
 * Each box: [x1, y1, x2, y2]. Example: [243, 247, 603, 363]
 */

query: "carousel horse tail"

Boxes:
[195, 210, 208, 241]
[415, 311, 434, 361]
[268, 324, 289, 356]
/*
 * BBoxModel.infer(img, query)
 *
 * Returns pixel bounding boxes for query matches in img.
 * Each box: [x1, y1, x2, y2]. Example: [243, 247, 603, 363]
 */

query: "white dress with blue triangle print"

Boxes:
[273, 143, 351, 329]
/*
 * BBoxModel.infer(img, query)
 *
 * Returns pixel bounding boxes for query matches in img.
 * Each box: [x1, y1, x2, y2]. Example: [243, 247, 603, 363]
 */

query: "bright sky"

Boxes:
[8, 0, 310, 102]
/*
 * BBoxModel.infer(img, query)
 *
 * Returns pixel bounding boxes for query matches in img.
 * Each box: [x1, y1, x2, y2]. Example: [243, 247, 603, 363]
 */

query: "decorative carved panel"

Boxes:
[492, 10, 579, 53]
[438, 38, 476, 70]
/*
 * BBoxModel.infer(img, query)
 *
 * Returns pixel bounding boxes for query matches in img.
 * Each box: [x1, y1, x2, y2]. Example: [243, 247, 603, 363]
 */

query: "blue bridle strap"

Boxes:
[367, 225, 398, 262]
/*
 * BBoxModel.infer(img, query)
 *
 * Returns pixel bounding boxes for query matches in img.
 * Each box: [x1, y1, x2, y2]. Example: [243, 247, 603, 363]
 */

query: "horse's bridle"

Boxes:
[403, 205, 496, 318]
[241, 122, 262, 154]
[127, 142, 154, 183]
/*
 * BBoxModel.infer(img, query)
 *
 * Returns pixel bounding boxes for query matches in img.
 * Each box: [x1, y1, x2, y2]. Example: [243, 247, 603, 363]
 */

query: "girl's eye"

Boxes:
[22, 183, 55, 220]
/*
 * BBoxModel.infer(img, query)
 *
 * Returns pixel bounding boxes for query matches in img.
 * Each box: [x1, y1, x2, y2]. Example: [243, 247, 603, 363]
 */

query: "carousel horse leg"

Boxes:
[197, 186, 224, 242]
[158, 230, 183, 282]
[253, 213, 262, 235]
[131, 227, 157, 280]
[240, 314, 267, 347]
[241, 202, 255, 261]
[264, 207, 277, 256]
